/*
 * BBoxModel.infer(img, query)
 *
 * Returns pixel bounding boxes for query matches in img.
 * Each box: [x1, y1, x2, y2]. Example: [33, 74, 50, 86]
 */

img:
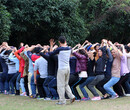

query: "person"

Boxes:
[87, 40, 107, 100]
[49, 36, 75, 105]
[71, 47, 88, 100]
[96, 42, 113, 99]
[34, 53, 48, 99]
[79, 49, 96, 101]
[113, 44, 130, 97]
[104, 41, 122, 99]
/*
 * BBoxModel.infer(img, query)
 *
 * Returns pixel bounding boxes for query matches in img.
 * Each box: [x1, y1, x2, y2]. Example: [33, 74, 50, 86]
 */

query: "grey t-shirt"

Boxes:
[34, 57, 48, 78]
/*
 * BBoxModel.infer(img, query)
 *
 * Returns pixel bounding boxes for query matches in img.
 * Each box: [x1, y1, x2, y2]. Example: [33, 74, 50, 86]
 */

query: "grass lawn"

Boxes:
[0, 93, 130, 110]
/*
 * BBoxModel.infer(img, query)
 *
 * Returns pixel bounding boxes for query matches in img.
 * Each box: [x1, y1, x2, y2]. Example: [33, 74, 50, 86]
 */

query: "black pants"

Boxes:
[96, 75, 111, 95]
[113, 73, 129, 96]
[69, 74, 79, 87]
[24, 75, 29, 96]
[37, 77, 46, 98]
[71, 77, 86, 100]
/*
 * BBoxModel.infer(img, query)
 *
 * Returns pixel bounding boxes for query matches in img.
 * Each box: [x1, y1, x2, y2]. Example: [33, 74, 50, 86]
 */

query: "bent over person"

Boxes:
[49, 36, 75, 105]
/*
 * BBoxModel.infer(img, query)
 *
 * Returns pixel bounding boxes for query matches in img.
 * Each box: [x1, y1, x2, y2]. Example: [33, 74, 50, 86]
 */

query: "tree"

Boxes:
[80, 0, 130, 44]
[0, 4, 11, 43]
[3, 0, 88, 46]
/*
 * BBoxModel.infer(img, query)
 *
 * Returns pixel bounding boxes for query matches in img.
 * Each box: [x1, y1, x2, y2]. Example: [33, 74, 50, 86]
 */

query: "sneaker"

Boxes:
[91, 96, 101, 101]
[29, 94, 37, 98]
[37, 97, 44, 100]
[20, 92, 27, 96]
[70, 97, 75, 103]
[9, 93, 15, 96]
[125, 94, 130, 97]
[81, 97, 90, 101]
[109, 94, 119, 99]
[44, 97, 51, 100]
[101, 95, 110, 99]
[4, 90, 9, 95]
[51, 97, 59, 100]
[56, 102, 66, 105]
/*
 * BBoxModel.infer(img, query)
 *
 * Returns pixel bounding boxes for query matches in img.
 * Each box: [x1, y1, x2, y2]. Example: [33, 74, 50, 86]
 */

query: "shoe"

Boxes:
[9, 93, 15, 96]
[56, 102, 66, 105]
[15, 90, 20, 95]
[44, 97, 51, 100]
[51, 97, 59, 100]
[29, 94, 37, 98]
[91, 96, 101, 101]
[0, 91, 4, 94]
[70, 97, 75, 103]
[125, 94, 130, 97]
[101, 95, 110, 99]
[81, 97, 90, 101]
[109, 94, 119, 99]
[20, 92, 27, 96]
[37, 97, 44, 100]
[4, 90, 9, 95]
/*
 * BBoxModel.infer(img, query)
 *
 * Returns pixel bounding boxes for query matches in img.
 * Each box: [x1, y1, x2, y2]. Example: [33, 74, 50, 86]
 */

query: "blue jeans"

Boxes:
[16, 73, 21, 90]
[48, 78, 58, 98]
[104, 77, 120, 96]
[9, 72, 19, 94]
[43, 76, 55, 98]
[79, 76, 95, 98]
[20, 78, 26, 93]
[0, 72, 8, 92]
[31, 74, 40, 95]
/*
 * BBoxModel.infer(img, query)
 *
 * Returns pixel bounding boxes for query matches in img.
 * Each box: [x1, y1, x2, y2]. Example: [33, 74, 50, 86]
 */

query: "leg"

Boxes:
[104, 77, 120, 96]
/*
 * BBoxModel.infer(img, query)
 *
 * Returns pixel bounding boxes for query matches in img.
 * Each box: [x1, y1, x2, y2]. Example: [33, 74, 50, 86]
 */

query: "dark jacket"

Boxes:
[95, 46, 107, 75]
[73, 52, 87, 73]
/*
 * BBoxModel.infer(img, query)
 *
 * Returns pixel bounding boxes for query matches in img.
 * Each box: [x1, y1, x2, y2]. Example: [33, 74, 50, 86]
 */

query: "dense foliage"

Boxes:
[0, 0, 130, 46]
[0, 4, 11, 43]
[2, 0, 87, 46]
[80, 0, 130, 43]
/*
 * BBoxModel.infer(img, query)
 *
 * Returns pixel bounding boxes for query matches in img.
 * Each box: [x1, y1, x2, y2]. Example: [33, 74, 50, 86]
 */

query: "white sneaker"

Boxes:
[91, 96, 101, 101]
[20, 92, 27, 96]
[125, 94, 130, 97]
[44, 97, 51, 100]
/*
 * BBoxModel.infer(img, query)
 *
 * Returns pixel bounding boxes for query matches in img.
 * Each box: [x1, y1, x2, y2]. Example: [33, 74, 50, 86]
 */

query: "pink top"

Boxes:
[120, 54, 129, 76]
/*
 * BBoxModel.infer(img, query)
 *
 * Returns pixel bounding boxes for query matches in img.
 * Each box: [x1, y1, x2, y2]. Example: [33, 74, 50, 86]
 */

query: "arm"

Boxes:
[73, 52, 86, 59]
[40, 52, 49, 61]
[34, 61, 38, 84]
[81, 40, 89, 47]
[101, 46, 107, 60]
[108, 41, 123, 57]
[8, 53, 18, 63]
[34, 71, 37, 84]
[18, 47, 25, 53]
[107, 48, 113, 62]
[48, 48, 60, 56]
[14, 50, 21, 60]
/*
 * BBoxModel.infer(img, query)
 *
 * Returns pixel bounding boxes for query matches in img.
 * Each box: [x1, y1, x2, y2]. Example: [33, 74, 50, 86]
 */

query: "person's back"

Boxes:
[48, 36, 75, 105]
[58, 47, 71, 69]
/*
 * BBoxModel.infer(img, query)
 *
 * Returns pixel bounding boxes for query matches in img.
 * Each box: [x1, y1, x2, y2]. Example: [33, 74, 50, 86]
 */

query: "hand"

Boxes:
[25, 44, 29, 48]
[34, 79, 37, 84]
[53, 45, 58, 50]
[85, 40, 89, 43]
[108, 41, 113, 46]
[49, 39, 55, 46]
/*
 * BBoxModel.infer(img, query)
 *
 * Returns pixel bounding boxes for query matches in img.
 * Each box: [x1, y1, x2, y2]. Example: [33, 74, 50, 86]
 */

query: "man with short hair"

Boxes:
[49, 36, 75, 105]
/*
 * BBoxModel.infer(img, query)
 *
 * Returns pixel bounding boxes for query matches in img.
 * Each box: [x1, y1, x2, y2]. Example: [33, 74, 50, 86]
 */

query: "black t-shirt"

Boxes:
[87, 58, 95, 76]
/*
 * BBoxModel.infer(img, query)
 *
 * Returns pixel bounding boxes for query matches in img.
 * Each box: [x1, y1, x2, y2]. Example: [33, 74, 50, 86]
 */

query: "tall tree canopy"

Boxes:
[0, 0, 130, 46]
[0, 3, 11, 43]
[2, 0, 88, 46]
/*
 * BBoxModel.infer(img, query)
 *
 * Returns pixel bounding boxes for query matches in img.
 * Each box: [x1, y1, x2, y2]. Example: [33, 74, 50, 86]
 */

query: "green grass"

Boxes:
[0, 93, 130, 110]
